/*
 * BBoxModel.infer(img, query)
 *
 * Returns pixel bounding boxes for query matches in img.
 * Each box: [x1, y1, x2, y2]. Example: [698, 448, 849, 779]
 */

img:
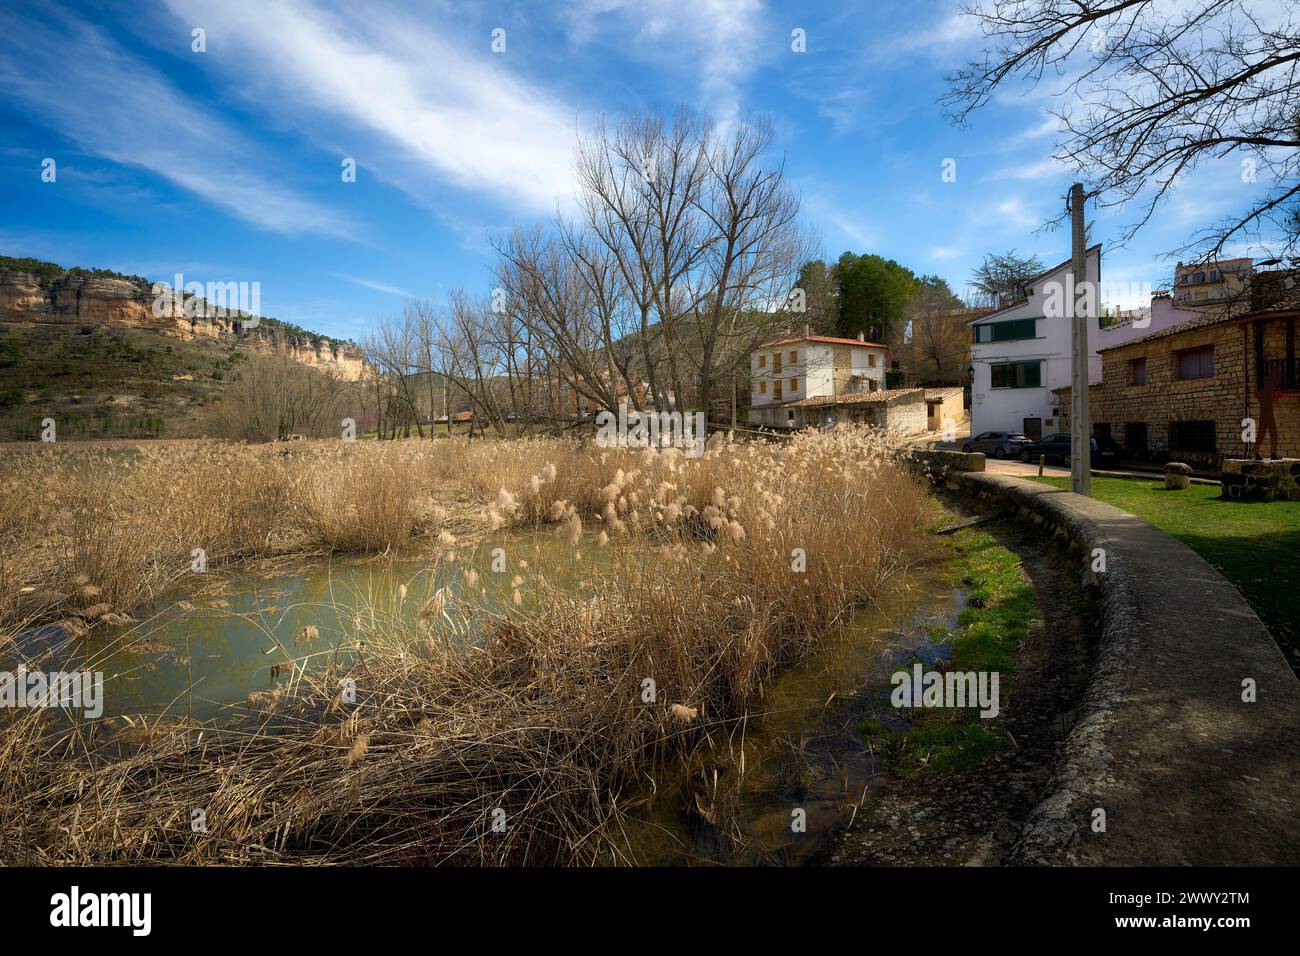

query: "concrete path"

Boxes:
[958, 474, 1300, 865]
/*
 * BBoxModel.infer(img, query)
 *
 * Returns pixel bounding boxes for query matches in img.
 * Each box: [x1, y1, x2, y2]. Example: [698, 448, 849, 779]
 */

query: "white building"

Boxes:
[748, 332, 888, 428]
[1099, 293, 1208, 350]
[968, 245, 1102, 439]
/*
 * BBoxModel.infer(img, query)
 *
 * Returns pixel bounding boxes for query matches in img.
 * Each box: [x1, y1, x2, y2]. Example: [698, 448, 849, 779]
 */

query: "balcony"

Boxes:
[1260, 356, 1300, 391]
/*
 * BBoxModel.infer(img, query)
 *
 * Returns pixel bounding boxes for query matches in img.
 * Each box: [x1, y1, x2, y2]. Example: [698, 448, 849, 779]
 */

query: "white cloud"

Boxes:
[0, 6, 353, 239]
[991, 157, 1067, 182]
[164, 0, 580, 214]
[564, 0, 765, 125]
[995, 196, 1041, 229]
[929, 246, 961, 261]
[897, 12, 983, 54]
[336, 273, 416, 298]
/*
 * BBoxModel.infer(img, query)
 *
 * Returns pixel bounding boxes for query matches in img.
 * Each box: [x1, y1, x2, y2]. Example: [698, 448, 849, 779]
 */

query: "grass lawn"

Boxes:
[1032, 475, 1300, 664]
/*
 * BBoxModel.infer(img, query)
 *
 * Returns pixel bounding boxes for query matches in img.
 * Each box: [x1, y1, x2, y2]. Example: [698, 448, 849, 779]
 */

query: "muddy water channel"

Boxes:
[624, 560, 965, 865]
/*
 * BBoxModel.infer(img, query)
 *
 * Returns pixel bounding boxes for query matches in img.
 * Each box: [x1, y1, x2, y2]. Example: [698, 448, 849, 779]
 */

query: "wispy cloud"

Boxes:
[564, 0, 765, 124]
[164, 0, 581, 214]
[0, 5, 353, 239]
[336, 273, 416, 298]
[990, 157, 1067, 182]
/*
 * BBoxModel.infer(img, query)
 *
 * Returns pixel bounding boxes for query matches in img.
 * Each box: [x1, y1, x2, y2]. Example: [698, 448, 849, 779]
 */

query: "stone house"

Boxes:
[780, 387, 928, 432]
[748, 332, 889, 426]
[1088, 269, 1300, 466]
[924, 386, 966, 433]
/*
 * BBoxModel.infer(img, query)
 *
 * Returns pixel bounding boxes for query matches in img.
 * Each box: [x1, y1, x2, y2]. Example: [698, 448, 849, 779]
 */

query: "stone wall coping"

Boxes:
[949, 471, 1300, 865]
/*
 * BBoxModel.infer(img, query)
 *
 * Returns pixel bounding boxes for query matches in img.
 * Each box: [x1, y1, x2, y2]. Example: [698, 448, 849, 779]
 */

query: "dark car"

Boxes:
[961, 430, 1032, 459]
[1019, 433, 1118, 467]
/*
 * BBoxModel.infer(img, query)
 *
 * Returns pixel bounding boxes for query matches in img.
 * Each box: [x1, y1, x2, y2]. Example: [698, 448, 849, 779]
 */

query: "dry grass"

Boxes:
[0, 427, 930, 864]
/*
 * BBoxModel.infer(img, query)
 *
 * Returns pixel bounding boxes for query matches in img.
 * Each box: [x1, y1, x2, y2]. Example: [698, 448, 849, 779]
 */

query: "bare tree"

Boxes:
[907, 277, 971, 384]
[944, 1, 1300, 264]
[686, 118, 810, 411]
[206, 351, 354, 441]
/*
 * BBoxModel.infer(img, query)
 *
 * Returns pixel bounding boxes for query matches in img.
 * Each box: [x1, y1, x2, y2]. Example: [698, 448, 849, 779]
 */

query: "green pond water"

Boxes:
[17, 530, 613, 720]
[14, 528, 965, 866]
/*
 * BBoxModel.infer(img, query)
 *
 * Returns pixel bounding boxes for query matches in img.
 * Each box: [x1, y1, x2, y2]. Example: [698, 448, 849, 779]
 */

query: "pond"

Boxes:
[12, 530, 614, 721]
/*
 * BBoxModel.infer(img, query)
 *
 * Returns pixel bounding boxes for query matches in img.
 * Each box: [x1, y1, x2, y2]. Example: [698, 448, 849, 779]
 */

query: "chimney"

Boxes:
[857, 331, 864, 342]
[804, 323, 810, 337]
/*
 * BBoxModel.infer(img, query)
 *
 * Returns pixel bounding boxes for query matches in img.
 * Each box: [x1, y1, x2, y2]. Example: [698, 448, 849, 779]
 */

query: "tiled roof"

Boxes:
[758, 334, 889, 349]
[784, 387, 924, 408]
[923, 387, 964, 400]
[1096, 311, 1234, 352]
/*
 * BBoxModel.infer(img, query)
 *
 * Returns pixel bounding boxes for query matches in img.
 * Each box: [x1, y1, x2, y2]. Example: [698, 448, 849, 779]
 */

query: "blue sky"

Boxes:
[0, 0, 1280, 341]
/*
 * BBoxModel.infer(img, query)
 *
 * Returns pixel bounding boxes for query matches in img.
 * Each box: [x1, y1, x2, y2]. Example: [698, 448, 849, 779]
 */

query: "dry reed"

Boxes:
[0, 427, 929, 865]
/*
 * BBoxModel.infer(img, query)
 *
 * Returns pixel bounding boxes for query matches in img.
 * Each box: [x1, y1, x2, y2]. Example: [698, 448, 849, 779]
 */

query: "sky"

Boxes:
[0, 0, 1285, 341]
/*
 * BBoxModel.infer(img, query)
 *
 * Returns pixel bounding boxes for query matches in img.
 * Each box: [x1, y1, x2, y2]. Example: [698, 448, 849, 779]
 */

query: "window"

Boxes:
[868, 353, 878, 368]
[789, 350, 797, 364]
[974, 318, 1038, 343]
[788, 377, 798, 392]
[990, 360, 1042, 389]
[1125, 422, 1148, 451]
[1169, 420, 1216, 454]
[773, 353, 782, 373]
[773, 381, 783, 401]
[758, 354, 766, 368]
[1129, 357, 1146, 385]
[1177, 346, 1214, 380]
[758, 381, 766, 395]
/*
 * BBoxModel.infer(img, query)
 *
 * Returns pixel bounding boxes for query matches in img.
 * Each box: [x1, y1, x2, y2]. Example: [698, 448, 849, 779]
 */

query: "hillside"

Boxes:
[0, 256, 368, 441]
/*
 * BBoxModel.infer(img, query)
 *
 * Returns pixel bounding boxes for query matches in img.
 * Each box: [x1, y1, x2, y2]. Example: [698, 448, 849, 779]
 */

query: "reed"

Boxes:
[0, 427, 930, 864]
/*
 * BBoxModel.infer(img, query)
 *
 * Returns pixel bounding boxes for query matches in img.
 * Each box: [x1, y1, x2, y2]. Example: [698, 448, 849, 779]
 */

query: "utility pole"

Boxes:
[1068, 182, 1092, 496]
[731, 371, 737, 428]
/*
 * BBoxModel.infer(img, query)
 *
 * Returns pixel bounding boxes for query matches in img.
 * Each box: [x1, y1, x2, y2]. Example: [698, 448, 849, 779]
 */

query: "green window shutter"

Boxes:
[1022, 361, 1041, 387]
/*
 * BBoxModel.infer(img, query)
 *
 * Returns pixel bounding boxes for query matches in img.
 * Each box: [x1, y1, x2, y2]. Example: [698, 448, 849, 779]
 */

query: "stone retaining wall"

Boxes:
[915, 455, 1300, 865]
[1221, 457, 1300, 500]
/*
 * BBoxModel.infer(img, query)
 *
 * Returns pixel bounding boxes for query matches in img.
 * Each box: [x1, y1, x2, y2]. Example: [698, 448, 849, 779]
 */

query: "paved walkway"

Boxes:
[959, 473, 1300, 865]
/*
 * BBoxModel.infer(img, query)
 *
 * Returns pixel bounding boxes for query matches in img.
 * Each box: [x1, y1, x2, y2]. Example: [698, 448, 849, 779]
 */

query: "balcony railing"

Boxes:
[1260, 357, 1300, 390]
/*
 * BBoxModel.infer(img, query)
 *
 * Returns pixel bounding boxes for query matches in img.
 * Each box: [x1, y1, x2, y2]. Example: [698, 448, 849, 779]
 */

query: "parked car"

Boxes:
[1018, 433, 1118, 467]
[961, 430, 1032, 459]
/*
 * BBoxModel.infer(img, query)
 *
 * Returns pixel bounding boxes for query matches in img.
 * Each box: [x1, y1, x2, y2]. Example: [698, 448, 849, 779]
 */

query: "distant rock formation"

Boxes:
[0, 269, 366, 381]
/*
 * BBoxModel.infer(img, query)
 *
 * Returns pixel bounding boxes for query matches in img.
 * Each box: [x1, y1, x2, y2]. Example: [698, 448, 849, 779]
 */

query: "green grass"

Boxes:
[1031, 475, 1300, 661]
[859, 528, 1037, 775]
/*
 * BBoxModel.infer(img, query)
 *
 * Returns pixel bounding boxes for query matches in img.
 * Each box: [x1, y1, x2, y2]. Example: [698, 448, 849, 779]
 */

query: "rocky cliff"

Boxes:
[0, 269, 366, 381]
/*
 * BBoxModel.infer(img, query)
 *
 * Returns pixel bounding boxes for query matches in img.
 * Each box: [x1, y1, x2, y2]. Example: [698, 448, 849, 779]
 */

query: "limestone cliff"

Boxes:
[0, 268, 366, 381]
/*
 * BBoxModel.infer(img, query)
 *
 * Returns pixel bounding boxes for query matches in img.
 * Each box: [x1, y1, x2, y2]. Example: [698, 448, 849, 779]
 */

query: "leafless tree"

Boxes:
[944, 1, 1300, 265]
[206, 351, 354, 441]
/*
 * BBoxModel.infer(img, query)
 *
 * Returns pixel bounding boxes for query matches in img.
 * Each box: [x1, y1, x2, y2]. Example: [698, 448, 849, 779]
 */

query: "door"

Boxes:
[1023, 417, 1042, 440]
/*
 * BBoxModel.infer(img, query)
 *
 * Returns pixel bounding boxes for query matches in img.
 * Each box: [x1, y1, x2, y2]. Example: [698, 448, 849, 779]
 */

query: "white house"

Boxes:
[1099, 292, 1212, 350]
[968, 245, 1102, 439]
[749, 332, 888, 427]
